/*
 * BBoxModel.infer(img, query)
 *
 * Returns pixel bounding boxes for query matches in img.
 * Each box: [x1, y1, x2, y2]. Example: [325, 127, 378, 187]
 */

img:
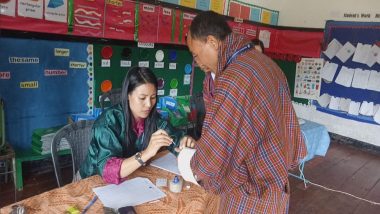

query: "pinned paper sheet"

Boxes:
[366, 45, 379, 67]
[373, 104, 380, 116]
[323, 39, 342, 59]
[258, 30, 271, 48]
[335, 66, 354, 87]
[177, 148, 199, 185]
[367, 70, 380, 92]
[317, 93, 331, 108]
[348, 101, 361, 116]
[336, 42, 356, 63]
[328, 96, 340, 110]
[352, 43, 371, 64]
[359, 101, 374, 116]
[351, 68, 370, 89]
[93, 177, 166, 210]
[339, 98, 351, 112]
[321, 62, 339, 82]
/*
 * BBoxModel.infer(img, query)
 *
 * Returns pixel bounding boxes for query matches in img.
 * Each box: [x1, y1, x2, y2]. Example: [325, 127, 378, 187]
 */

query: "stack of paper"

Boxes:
[32, 126, 69, 155]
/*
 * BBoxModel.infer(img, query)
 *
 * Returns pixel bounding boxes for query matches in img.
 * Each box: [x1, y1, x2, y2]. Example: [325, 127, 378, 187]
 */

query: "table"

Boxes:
[0, 165, 220, 213]
[300, 119, 331, 162]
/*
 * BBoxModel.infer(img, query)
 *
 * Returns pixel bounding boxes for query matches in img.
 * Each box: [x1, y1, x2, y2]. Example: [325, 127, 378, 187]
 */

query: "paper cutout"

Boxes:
[323, 38, 342, 59]
[335, 66, 354, 87]
[321, 62, 338, 82]
[177, 148, 199, 185]
[352, 43, 371, 64]
[366, 45, 379, 67]
[335, 41, 355, 63]
[348, 101, 361, 116]
[317, 93, 331, 108]
[328, 96, 340, 110]
[367, 70, 380, 92]
[339, 98, 351, 112]
[351, 68, 370, 89]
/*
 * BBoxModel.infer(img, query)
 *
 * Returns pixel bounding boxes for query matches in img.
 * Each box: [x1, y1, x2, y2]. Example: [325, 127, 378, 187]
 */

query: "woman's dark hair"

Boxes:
[189, 11, 232, 42]
[121, 67, 158, 150]
[251, 39, 265, 53]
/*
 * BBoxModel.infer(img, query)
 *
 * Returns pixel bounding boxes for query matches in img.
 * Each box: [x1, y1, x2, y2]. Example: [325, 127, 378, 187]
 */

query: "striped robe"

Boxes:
[191, 33, 307, 213]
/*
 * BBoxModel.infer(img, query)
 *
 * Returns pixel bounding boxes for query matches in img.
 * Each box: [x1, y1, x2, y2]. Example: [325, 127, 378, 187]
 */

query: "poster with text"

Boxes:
[294, 58, 324, 100]
[104, 0, 135, 40]
[45, 0, 68, 23]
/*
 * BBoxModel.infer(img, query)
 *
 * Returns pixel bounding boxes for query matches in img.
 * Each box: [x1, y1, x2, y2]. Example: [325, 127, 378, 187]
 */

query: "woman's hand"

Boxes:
[175, 135, 196, 152]
[143, 129, 173, 159]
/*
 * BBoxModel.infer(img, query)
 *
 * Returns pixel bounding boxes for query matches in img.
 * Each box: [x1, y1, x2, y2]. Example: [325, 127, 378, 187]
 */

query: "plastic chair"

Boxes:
[51, 120, 94, 187]
[100, 88, 122, 110]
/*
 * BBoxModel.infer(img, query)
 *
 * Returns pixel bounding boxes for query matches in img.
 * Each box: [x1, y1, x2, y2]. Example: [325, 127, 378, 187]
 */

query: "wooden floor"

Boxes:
[1, 139, 380, 213]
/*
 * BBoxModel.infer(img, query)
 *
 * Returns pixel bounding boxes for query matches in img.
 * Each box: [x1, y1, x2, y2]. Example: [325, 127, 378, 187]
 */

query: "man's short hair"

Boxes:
[189, 11, 232, 42]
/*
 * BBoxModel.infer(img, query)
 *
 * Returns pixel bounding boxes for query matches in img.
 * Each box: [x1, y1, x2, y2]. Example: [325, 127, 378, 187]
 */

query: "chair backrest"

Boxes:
[100, 88, 122, 110]
[51, 120, 94, 187]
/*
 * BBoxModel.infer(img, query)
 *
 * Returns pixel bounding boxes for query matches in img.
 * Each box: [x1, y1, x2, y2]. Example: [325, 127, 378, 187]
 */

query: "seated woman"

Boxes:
[80, 67, 195, 184]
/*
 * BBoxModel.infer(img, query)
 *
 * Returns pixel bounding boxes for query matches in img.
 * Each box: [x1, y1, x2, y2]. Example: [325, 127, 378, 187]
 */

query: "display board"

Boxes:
[317, 21, 380, 125]
[0, 38, 90, 149]
[93, 44, 205, 107]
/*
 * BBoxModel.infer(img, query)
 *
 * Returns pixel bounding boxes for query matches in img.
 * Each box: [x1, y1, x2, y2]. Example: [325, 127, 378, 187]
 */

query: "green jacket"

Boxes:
[79, 104, 184, 178]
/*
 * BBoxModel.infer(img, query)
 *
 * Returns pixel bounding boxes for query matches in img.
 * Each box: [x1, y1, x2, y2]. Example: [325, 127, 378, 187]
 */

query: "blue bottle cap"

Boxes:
[173, 176, 179, 183]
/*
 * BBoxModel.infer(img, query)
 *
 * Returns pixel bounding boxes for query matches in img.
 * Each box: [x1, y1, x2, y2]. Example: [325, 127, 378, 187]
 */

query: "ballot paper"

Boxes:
[352, 43, 371, 64]
[177, 148, 199, 185]
[335, 66, 354, 87]
[93, 177, 166, 210]
[351, 68, 370, 89]
[336, 42, 356, 63]
[317, 93, 331, 108]
[323, 39, 342, 59]
[321, 62, 339, 82]
[150, 152, 181, 175]
[367, 70, 380, 92]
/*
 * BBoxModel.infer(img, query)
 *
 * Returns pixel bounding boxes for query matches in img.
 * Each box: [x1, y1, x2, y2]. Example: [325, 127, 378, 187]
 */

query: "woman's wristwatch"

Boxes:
[134, 152, 146, 166]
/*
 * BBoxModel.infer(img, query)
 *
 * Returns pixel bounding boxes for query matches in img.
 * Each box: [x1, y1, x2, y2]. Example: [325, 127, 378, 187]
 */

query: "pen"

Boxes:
[158, 121, 175, 146]
[82, 195, 98, 214]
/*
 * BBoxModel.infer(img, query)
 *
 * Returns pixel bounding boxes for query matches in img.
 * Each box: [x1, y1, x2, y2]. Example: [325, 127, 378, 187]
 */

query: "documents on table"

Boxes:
[177, 148, 199, 186]
[150, 152, 181, 175]
[93, 177, 166, 210]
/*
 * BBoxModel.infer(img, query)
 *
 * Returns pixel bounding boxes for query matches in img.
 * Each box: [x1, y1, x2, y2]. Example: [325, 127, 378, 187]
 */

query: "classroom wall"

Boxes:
[242, 0, 380, 28]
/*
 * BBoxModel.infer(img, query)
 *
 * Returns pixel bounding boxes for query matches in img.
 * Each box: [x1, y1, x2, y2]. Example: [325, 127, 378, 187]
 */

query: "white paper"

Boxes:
[169, 89, 177, 97]
[321, 62, 338, 82]
[367, 70, 380, 92]
[359, 101, 374, 116]
[18, 0, 43, 19]
[183, 74, 191, 85]
[177, 148, 199, 185]
[323, 39, 342, 59]
[317, 93, 331, 108]
[328, 96, 340, 110]
[366, 45, 379, 67]
[351, 68, 370, 89]
[259, 30, 271, 48]
[374, 107, 380, 124]
[45, 0, 67, 23]
[348, 101, 361, 116]
[373, 104, 380, 116]
[339, 98, 351, 112]
[335, 66, 354, 87]
[0, 0, 16, 17]
[150, 153, 180, 175]
[93, 177, 166, 209]
[336, 42, 356, 63]
[352, 43, 371, 64]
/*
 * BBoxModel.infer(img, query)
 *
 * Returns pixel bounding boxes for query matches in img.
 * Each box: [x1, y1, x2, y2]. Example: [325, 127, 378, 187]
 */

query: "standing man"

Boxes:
[186, 11, 306, 213]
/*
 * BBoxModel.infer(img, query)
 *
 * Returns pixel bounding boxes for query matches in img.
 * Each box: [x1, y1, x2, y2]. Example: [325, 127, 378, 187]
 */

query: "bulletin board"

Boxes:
[317, 21, 380, 124]
[93, 44, 205, 107]
[0, 38, 90, 150]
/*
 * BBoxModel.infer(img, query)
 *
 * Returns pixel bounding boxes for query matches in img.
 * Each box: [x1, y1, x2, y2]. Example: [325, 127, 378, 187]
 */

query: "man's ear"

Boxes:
[206, 35, 219, 50]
